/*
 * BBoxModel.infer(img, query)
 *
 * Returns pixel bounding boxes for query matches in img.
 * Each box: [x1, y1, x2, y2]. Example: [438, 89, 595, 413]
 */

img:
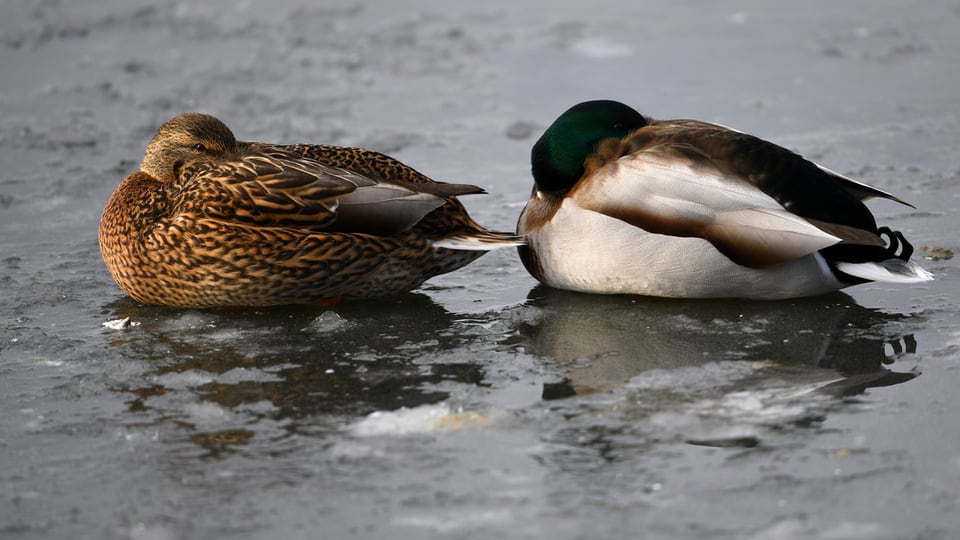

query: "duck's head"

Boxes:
[531, 100, 648, 194]
[140, 113, 239, 183]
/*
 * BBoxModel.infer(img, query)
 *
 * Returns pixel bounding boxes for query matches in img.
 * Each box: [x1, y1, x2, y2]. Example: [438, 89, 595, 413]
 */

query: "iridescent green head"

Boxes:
[530, 100, 647, 193]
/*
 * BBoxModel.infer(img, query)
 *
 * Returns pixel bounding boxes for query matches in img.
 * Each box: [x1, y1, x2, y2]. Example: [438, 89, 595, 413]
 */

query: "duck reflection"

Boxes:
[513, 286, 918, 399]
[102, 293, 484, 455]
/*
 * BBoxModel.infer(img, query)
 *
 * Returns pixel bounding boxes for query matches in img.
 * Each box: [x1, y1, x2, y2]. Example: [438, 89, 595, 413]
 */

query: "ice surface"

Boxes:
[2, 1, 959, 539]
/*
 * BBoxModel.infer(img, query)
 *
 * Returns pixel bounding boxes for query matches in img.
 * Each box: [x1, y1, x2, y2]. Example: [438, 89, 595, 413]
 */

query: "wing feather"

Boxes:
[175, 151, 456, 235]
[815, 164, 915, 208]
[573, 144, 854, 268]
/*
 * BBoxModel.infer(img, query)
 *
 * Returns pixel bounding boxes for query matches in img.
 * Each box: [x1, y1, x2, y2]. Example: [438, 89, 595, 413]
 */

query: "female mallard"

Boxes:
[100, 113, 523, 308]
[517, 100, 932, 299]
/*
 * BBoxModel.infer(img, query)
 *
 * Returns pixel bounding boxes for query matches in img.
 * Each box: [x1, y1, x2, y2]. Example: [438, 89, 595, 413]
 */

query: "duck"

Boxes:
[516, 100, 933, 299]
[99, 112, 524, 308]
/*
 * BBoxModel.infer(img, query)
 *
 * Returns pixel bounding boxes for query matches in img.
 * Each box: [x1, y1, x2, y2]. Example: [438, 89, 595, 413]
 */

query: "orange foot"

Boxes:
[310, 296, 343, 308]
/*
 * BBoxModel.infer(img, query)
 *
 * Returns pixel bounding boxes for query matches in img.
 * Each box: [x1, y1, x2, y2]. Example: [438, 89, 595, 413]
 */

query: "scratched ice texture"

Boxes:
[1, 1, 959, 539]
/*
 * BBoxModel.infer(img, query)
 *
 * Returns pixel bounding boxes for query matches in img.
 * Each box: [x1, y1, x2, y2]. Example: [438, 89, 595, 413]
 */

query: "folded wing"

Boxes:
[574, 143, 885, 269]
[177, 150, 482, 235]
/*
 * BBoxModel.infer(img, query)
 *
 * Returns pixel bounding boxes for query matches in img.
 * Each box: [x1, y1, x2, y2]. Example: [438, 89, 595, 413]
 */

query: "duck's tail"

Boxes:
[831, 225, 934, 284]
[834, 259, 934, 284]
[434, 230, 526, 251]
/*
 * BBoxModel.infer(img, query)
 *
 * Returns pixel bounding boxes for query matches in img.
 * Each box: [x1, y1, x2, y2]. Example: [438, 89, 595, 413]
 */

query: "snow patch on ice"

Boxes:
[571, 37, 632, 59]
[302, 311, 356, 333]
[103, 317, 140, 330]
[351, 404, 491, 436]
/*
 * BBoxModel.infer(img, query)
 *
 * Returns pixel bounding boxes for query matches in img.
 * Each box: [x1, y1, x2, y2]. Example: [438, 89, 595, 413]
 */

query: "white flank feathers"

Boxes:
[527, 198, 845, 299]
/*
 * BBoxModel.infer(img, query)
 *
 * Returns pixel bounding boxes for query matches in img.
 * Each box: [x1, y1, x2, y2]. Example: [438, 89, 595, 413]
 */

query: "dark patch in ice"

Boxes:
[504, 121, 541, 140]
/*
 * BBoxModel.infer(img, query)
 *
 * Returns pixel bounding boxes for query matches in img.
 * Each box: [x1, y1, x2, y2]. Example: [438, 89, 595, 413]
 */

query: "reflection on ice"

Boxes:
[514, 286, 918, 397]
[507, 286, 919, 447]
[102, 293, 493, 453]
[99, 283, 921, 455]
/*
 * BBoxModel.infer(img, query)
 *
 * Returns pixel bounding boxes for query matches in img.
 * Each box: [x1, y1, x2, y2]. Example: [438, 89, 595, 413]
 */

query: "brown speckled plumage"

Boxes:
[99, 113, 523, 308]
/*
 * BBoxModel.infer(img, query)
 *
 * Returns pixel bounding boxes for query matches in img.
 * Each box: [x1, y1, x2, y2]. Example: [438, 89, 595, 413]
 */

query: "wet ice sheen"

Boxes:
[2, 0, 960, 538]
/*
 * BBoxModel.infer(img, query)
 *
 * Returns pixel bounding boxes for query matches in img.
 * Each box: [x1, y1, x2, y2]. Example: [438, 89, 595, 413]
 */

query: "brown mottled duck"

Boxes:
[99, 113, 523, 308]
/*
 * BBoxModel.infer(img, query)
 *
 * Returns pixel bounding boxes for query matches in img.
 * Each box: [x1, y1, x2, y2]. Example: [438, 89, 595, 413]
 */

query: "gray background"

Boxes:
[2, 1, 959, 539]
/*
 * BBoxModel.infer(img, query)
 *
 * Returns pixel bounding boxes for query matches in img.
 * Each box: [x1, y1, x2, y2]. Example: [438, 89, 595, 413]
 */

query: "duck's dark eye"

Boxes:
[192, 143, 207, 152]
[612, 122, 625, 130]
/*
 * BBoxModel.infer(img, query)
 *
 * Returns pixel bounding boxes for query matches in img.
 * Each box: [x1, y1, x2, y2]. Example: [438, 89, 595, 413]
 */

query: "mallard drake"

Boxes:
[100, 113, 523, 308]
[517, 100, 933, 299]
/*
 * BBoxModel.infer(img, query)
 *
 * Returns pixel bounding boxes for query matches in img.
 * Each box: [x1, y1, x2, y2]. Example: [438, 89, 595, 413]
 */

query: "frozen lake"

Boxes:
[2, 1, 959, 538]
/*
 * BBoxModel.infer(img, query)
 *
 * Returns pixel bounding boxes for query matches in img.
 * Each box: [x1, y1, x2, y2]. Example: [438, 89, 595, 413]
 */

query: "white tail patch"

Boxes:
[835, 260, 934, 283]
[433, 234, 526, 251]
